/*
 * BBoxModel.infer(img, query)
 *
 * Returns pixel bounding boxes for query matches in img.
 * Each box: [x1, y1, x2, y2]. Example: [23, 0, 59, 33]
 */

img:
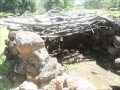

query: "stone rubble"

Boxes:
[5, 27, 96, 90]
[19, 81, 38, 90]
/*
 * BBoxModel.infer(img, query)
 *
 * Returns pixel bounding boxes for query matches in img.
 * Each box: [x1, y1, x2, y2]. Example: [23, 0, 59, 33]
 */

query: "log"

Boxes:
[2, 11, 120, 40]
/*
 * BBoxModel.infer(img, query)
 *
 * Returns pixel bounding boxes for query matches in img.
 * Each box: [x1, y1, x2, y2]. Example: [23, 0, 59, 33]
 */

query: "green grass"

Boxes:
[0, 27, 8, 48]
[0, 27, 10, 89]
[0, 85, 11, 90]
[0, 12, 13, 19]
[0, 27, 8, 75]
[109, 11, 120, 18]
[0, 55, 7, 76]
[0, 79, 11, 90]
[71, 8, 120, 18]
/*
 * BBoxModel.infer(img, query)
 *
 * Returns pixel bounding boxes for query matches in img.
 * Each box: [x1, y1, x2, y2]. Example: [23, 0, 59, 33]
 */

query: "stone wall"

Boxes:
[5, 29, 63, 89]
[5, 29, 96, 90]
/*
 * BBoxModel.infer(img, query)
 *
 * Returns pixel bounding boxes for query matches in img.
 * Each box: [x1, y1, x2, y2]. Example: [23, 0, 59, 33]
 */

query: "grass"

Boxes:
[0, 12, 13, 19]
[0, 55, 7, 76]
[0, 27, 8, 75]
[0, 27, 8, 48]
[73, 9, 120, 18]
[0, 85, 11, 90]
[0, 26, 11, 90]
[0, 10, 119, 89]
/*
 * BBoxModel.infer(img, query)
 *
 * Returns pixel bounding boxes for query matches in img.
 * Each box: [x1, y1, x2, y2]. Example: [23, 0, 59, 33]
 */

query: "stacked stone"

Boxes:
[5, 25, 96, 90]
[5, 26, 63, 89]
[112, 36, 120, 74]
[107, 36, 120, 74]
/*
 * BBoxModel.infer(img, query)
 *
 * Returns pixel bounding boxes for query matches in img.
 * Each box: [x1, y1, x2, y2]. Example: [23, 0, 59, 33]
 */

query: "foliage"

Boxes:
[101, 0, 112, 9]
[0, 12, 13, 19]
[84, 0, 102, 9]
[84, 0, 111, 9]
[0, 0, 119, 13]
[0, 56, 7, 76]
[44, 0, 74, 11]
[0, 0, 37, 14]
[0, 84, 11, 90]
[0, 80, 11, 90]
[116, 0, 120, 10]
[84, 0, 120, 10]
[43, 0, 120, 11]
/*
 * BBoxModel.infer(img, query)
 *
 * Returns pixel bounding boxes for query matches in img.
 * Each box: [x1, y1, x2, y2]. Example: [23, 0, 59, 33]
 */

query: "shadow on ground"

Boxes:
[54, 47, 116, 72]
[111, 86, 120, 90]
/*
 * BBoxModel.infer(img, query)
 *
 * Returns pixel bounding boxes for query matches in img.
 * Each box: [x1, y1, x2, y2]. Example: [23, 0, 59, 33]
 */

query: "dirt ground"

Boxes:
[58, 49, 120, 90]
[65, 61, 120, 90]
[0, 26, 120, 90]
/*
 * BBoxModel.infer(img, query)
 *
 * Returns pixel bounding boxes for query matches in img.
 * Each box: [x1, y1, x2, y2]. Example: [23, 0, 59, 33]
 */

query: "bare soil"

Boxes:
[58, 49, 120, 90]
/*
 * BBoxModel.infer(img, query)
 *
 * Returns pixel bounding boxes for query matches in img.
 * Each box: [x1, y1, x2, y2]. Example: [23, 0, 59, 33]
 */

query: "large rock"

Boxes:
[65, 76, 78, 90]
[108, 36, 120, 57]
[43, 79, 56, 90]
[65, 76, 96, 90]
[42, 74, 66, 90]
[5, 30, 65, 89]
[26, 63, 41, 75]
[15, 31, 45, 54]
[19, 81, 38, 90]
[26, 74, 40, 86]
[28, 48, 49, 65]
[39, 58, 63, 84]
[107, 46, 120, 56]
[8, 31, 17, 40]
[76, 78, 96, 90]
[42, 74, 96, 90]
[113, 36, 120, 48]
[55, 75, 66, 90]
[14, 60, 27, 75]
[12, 73, 27, 87]
[26, 48, 49, 75]
[114, 58, 120, 69]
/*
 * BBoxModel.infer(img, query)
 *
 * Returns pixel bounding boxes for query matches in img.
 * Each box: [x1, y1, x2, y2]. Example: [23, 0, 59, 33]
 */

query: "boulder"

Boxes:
[19, 81, 38, 90]
[12, 73, 27, 87]
[65, 76, 96, 90]
[116, 70, 120, 75]
[8, 31, 17, 40]
[56, 75, 65, 84]
[39, 58, 63, 84]
[76, 78, 96, 90]
[26, 74, 40, 86]
[26, 48, 49, 75]
[114, 58, 120, 69]
[14, 60, 27, 75]
[28, 48, 49, 66]
[43, 79, 56, 90]
[55, 75, 66, 90]
[15, 31, 44, 54]
[65, 76, 78, 90]
[113, 36, 120, 48]
[5, 30, 65, 89]
[6, 37, 18, 55]
[107, 46, 120, 56]
[43, 79, 63, 90]
[42, 74, 66, 90]
[26, 63, 41, 75]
